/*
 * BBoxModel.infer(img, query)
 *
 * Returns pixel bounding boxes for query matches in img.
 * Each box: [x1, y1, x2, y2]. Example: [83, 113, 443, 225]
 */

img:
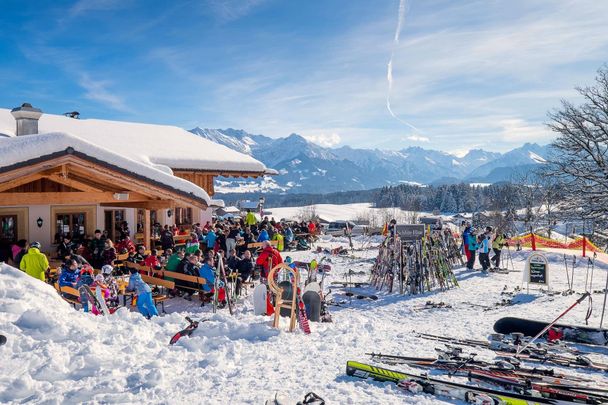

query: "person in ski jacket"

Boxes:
[56, 236, 73, 260]
[116, 235, 136, 254]
[12, 239, 28, 268]
[272, 232, 284, 251]
[284, 226, 294, 245]
[465, 230, 478, 270]
[143, 249, 161, 269]
[159, 225, 175, 250]
[478, 232, 491, 272]
[126, 267, 158, 318]
[257, 225, 270, 242]
[205, 229, 217, 252]
[166, 250, 185, 272]
[58, 259, 79, 287]
[491, 231, 506, 269]
[256, 241, 283, 278]
[77, 267, 95, 312]
[101, 239, 117, 267]
[88, 230, 106, 268]
[308, 221, 317, 235]
[20, 242, 50, 282]
[245, 210, 257, 227]
[198, 256, 216, 293]
[461, 224, 471, 262]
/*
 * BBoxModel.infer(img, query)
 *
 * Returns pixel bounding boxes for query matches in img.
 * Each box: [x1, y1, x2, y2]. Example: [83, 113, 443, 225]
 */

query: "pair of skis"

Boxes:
[346, 360, 606, 404]
[169, 317, 209, 345]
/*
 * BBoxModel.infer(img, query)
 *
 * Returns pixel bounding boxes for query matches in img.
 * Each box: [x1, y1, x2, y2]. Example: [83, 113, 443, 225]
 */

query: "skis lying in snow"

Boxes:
[494, 317, 608, 346]
[346, 360, 584, 404]
[330, 281, 369, 288]
[367, 350, 608, 398]
[169, 317, 208, 345]
[412, 301, 452, 311]
[414, 332, 608, 372]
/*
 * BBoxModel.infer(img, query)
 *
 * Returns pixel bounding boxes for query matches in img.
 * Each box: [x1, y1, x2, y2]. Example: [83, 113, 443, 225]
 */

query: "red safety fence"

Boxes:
[507, 233, 602, 255]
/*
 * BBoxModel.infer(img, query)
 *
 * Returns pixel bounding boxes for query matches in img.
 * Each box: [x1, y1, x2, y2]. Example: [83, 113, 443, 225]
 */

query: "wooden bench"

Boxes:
[247, 240, 278, 249]
[140, 274, 175, 313]
[55, 282, 81, 308]
[148, 268, 209, 305]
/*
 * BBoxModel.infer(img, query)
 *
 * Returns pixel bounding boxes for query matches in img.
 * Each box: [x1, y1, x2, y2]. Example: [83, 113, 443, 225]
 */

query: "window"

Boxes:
[175, 207, 193, 227]
[104, 210, 126, 242]
[0, 215, 17, 243]
[55, 212, 86, 243]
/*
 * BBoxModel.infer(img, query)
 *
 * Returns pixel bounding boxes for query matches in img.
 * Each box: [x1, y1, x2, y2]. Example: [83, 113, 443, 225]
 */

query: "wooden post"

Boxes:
[143, 209, 151, 249]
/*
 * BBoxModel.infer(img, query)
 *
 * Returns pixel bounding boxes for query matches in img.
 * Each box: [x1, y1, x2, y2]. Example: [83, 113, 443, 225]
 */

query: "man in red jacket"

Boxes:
[256, 240, 283, 279]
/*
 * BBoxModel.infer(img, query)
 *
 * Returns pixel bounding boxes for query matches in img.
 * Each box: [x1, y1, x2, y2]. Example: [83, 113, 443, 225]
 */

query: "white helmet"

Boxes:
[101, 265, 113, 275]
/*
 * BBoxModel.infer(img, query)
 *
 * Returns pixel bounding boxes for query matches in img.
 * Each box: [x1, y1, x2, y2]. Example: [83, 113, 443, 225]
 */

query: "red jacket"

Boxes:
[256, 246, 283, 275]
[116, 239, 136, 254]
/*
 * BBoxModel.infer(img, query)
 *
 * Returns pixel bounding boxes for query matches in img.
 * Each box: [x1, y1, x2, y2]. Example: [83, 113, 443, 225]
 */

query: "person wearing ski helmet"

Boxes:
[126, 266, 159, 318]
[20, 241, 50, 282]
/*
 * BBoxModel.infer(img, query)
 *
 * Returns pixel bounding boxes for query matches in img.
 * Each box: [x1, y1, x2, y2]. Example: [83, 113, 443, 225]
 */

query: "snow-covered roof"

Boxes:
[0, 131, 224, 208]
[0, 108, 274, 175]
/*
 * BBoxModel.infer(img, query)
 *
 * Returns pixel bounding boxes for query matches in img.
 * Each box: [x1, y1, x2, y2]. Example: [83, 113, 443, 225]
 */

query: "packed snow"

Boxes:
[1, 237, 608, 404]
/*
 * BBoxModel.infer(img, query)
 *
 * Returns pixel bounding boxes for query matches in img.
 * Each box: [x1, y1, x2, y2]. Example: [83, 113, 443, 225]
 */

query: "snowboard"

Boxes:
[0, 335, 6, 346]
[296, 288, 311, 334]
[95, 286, 111, 316]
[253, 284, 268, 315]
[278, 280, 294, 317]
[169, 317, 207, 345]
[304, 281, 321, 294]
[302, 290, 321, 322]
[494, 316, 608, 346]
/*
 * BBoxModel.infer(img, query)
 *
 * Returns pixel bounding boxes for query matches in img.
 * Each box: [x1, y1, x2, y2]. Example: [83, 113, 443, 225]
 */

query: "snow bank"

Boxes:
[2, 240, 608, 404]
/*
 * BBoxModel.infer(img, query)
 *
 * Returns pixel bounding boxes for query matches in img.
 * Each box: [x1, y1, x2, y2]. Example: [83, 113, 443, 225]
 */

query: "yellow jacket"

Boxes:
[272, 233, 284, 251]
[20, 247, 49, 282]
[245, 211, 257, 226]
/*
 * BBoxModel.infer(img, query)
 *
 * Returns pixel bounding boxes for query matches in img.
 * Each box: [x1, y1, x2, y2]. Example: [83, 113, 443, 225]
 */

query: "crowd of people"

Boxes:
[460, 222, 508, 273]
[4, 212, 321, 318]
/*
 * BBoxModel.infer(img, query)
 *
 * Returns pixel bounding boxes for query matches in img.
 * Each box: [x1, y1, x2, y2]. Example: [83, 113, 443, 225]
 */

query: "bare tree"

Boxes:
[547, 66, 608, 226]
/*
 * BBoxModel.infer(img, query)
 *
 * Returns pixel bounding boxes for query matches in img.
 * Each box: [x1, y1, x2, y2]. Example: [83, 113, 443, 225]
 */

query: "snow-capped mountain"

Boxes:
[189, 128, 550, 193]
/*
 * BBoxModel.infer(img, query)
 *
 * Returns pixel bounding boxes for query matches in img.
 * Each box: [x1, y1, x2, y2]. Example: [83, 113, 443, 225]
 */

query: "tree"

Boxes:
[547, 65, 608, 226]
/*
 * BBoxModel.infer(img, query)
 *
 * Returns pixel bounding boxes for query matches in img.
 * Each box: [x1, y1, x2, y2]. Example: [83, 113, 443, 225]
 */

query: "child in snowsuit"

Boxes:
[126, 267, 159, 318]
[77, 267, 95, 312]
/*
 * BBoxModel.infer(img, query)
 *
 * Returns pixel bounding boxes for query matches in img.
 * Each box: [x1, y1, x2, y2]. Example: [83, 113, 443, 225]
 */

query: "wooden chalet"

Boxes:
[0, 103, 274, 252]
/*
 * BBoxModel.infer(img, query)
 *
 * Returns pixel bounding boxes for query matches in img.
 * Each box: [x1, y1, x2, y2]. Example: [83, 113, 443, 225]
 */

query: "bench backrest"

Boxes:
[247, 240, 278, 249]
[59, 284, 81, 297]
[151, 268, 207, 285]
[141, 274, 175, 289]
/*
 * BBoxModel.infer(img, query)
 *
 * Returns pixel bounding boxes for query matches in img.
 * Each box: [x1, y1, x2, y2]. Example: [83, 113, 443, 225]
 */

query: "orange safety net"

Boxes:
[507, 233, 602, 253]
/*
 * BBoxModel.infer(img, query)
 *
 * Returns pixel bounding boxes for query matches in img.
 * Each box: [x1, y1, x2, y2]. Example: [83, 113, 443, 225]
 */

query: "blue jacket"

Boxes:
[284, 228, 294, 243]
[467, 234, 479, 251]
[205, 231, 217, 249]
[127, 273, 151, 294]
[77, 272, 94, 288]
[59, 267, 79, 287]
[198, 263, 215, 292]
[257, 229, 270, 242]
[479, 236, 490, 254]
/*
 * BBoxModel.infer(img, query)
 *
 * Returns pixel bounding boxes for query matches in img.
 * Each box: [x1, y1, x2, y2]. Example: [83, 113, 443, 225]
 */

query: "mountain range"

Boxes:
[189, 127, 551, 194]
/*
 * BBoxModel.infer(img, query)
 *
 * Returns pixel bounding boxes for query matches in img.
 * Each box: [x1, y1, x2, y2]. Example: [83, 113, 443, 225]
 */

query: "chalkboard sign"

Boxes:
[395, 224, 425, 240]
[525, 253, 549, 286]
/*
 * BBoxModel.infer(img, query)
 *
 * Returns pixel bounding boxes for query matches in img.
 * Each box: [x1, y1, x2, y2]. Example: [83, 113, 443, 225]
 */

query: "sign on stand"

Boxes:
[523, 252, 550, 292]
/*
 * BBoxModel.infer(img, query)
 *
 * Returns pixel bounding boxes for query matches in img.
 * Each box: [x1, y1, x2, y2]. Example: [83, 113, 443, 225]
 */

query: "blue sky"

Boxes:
[1, 0, 608, 154]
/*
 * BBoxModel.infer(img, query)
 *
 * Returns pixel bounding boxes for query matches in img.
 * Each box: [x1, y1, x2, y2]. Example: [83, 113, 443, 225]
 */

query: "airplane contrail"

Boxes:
[386, 0, 421, 133]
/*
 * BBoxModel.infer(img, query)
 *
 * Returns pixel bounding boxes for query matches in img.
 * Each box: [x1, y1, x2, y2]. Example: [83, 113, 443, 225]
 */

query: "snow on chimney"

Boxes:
[11, 103, 43, 136]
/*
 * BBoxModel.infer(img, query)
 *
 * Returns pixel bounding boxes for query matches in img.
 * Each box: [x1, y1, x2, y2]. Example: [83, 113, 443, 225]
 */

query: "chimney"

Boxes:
[11, 103, 43, 136]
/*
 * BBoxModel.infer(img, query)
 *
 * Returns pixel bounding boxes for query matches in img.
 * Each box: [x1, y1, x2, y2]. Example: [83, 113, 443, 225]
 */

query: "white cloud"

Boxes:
[303, 133, 342, 148]
[406, 134, 430, 142]
[69, 0, 131, 17]
[78, 74, 131, 112]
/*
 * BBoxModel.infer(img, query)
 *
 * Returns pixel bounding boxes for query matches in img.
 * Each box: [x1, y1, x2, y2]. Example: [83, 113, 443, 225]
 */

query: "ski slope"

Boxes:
[1, 238, 608, 404]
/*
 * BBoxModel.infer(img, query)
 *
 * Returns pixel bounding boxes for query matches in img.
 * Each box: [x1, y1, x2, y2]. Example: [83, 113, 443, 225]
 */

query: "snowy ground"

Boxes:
[1, 237, 608, 404]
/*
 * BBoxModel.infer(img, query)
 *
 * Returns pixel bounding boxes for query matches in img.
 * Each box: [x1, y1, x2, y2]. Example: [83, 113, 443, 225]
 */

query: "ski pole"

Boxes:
[600, 268, 608, 329]
[516, 292, 591, 356]
[570, 255, 576, 291]
[563, 254, 571, 293]
[584, 258, 591, 293]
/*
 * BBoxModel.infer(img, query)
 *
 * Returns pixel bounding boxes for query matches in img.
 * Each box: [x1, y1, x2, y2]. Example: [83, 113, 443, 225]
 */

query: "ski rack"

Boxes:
[371, 229, 461, 295]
